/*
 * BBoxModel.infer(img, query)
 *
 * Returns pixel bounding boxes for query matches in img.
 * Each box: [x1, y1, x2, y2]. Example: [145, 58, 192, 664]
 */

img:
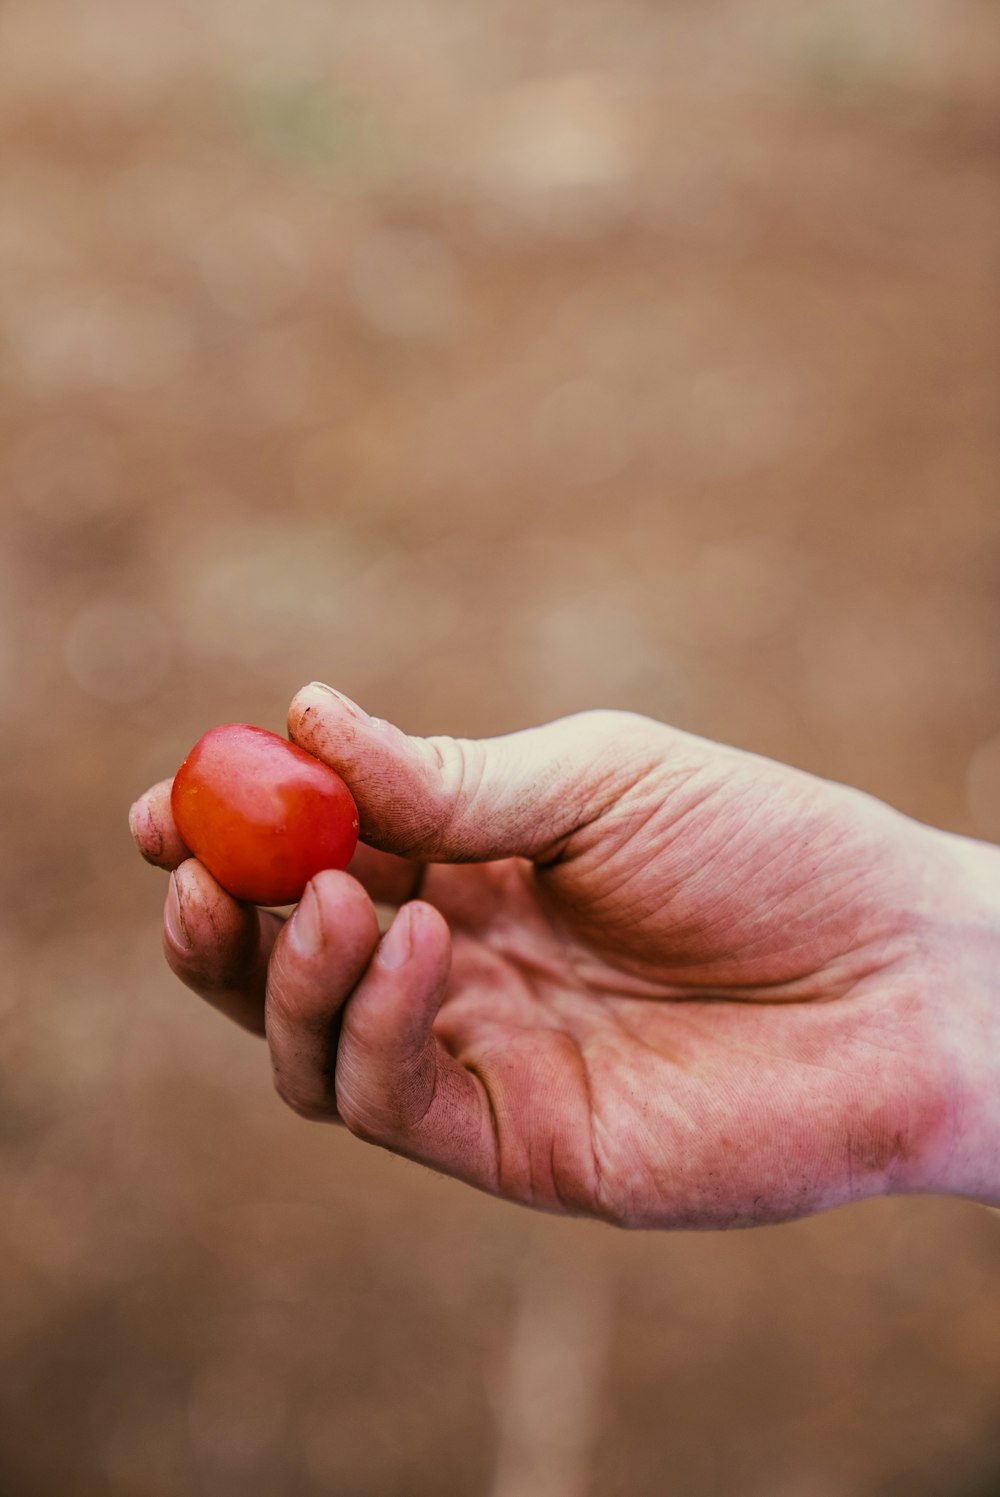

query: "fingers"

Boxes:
[129, 779, 189, 870]
[335, 902, 499, 1192]
[162, 858, 284, 1034]
[264, 870, 381, 1120]
[288, 682, 668, 865]
[264, 872, 499, 1190]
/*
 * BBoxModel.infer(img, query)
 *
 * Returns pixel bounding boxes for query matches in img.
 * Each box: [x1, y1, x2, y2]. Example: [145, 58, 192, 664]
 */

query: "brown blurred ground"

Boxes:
[2, 1, 1000, 1494]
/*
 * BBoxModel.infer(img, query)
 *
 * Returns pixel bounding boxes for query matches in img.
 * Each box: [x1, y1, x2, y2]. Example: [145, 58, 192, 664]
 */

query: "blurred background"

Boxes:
[2, 0, 1000, 1492]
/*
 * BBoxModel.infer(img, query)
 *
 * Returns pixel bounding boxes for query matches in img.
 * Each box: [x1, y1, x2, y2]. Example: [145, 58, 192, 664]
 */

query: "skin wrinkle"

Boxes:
[713, 1039, 904, 1190]
[732, 899, 875, 972]
[563, 770, 718, 890]
[547, 1032, 605, 1216]
[599, 1000, 691, 1069]
[540, 757, 673, 869]
[146, 814, 166, 861]
[603, 859, 902, 995]
[548, 1135, 573, 1214]
[661, 943, 892, 1003]
[403, 1041, 442, 1135]
[337, 1015, 439, 1143]
[423, 735, 453, 775]
[551, 911, 864, 1005]
[605, 1104, 688, 1229]
[577, 803, 697, 912]
[607, 1138, 682, 1226]
[338, 901, 901, 1201]
[663, 1004, 858, 1075]
[420, 736, 486, 857]
[399, 943, 459, 1136]
[173, 869, 262, 995]
[525, 862, 618, 978]
[427, 730, 608, 864]
[478, 932, 570, 1001]
[574, 1033, 607, 1217]
[562, 802, 796, 940]
[522, 732, 655, 866]
[463, 1060, 503, 1196]
[441, 920, 564, 1034]
[685, 831, 844, 928]
[169, 870, 194, 944]
[700, 808, 886, 946]
[523, 1047, 577, 1209]
[533, 846, 879, 1008]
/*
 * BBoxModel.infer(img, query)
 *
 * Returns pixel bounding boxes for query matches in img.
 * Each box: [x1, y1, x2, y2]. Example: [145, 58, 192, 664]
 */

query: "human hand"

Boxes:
[128, 684, 1000, 1227]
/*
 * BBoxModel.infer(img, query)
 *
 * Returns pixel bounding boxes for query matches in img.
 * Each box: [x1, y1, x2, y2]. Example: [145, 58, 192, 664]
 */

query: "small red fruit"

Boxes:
[171, 724, 360, 905]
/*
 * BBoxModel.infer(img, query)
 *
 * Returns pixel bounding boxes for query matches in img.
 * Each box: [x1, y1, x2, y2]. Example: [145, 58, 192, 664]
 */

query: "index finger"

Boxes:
[128, 775, 428, 904]
[128, 778, 190, 870]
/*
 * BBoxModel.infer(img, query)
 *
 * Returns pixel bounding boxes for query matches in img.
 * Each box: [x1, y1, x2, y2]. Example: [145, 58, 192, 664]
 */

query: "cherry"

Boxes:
[171, 724, 359, 905]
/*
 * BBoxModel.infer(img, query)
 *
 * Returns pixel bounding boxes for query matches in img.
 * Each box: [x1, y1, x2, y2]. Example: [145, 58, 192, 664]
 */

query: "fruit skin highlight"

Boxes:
[171, 724, 360, 905]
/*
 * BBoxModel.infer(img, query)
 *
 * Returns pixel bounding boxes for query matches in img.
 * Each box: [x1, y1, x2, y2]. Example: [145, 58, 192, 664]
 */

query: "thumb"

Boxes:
[287, 683, 667, 864]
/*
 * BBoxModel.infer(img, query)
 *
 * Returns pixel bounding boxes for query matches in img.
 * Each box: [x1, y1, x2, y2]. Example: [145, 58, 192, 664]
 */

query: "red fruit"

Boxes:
[171, 724, 359, 905]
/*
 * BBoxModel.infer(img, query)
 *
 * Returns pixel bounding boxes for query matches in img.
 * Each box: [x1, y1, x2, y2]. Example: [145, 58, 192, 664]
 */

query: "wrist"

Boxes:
[904, 826, 1000, 1205]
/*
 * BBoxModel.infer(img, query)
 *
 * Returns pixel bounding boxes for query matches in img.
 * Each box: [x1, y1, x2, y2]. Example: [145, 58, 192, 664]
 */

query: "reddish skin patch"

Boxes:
[171, 724, 359, 906]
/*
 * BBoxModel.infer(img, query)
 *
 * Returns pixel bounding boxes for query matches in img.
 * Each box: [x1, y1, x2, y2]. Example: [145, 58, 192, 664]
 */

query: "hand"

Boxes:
[128, 684, 1000, 1227]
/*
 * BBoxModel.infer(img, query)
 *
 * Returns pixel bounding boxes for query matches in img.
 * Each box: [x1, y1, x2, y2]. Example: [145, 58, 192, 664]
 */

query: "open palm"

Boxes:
[130, 685, 961, 1228]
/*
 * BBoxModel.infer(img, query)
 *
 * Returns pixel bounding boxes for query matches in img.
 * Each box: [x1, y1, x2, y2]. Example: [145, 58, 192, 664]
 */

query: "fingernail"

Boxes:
[378, 905, 412, 969]
[165, 873, 191, 952]
[288, 883, 323, 957]
[306, 682, 369, 721]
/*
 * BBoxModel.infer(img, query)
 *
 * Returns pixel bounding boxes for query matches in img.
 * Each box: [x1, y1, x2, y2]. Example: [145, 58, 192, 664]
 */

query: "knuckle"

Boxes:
[424, 735, 476, 802]
[336, 1090, 386, 1145]
[576, 708, 666, 751]
[338, 1051, 437, 1145]
[273, 1074, 334, 1123]
[417, 736, 486, 857]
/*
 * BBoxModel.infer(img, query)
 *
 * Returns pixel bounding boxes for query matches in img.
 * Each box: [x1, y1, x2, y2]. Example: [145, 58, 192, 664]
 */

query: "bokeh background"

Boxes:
[2, 0, 1000, 1493]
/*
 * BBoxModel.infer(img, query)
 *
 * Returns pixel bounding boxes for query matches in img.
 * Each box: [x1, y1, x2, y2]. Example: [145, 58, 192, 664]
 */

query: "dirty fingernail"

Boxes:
[288, 883, 323, 957]
[165, 872, 192, 953]
[377, 905, 412, 970]
[306, 682, 369, 720]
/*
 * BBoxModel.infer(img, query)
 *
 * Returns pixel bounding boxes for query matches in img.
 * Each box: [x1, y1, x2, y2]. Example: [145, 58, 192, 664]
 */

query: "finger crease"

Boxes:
[464, 1061, 503, 1194]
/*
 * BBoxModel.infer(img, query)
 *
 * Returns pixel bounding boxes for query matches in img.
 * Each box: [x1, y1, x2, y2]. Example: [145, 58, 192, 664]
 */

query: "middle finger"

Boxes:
[163, 858, 284, 1034]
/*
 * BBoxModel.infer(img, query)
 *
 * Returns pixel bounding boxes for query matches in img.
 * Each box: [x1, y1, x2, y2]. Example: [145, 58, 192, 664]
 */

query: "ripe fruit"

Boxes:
[171, 724, 359, 905]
